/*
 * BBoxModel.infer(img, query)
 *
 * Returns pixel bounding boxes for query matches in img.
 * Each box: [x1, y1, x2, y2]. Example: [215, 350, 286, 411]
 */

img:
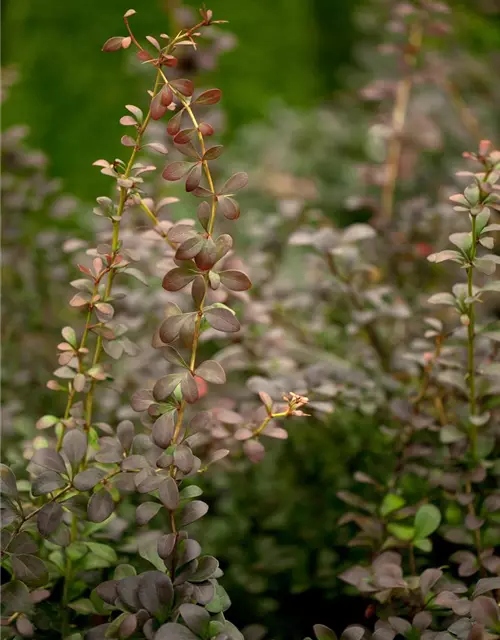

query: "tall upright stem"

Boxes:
[466, 215, 477, 461]
[380, 22, 422, 226]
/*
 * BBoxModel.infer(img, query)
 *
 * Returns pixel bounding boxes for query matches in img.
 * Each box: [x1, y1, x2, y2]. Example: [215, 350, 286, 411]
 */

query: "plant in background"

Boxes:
[0, 9, 304, 638]
[312, 141, 500, 640]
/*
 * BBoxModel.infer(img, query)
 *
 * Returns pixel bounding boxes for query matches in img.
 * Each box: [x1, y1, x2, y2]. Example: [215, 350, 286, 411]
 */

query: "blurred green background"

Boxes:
[2, 0, 500, 638]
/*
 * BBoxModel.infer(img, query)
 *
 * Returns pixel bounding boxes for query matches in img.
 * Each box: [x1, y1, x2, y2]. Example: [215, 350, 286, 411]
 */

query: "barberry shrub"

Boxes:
[310, 142, 500, 640]
[0, 9, 305, 639]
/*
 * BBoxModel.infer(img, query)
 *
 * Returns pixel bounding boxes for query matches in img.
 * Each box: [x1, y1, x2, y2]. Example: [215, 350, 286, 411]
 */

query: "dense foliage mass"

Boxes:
[1, 2, 500, 640]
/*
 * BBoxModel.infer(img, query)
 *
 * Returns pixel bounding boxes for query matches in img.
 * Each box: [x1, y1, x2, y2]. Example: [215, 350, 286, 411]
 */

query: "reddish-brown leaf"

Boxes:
[220, 172, 248, 194]
[197, 202, 211, 231]
[198, 122, 214, 136]
[159, 314, 188, 343]
[195, 360, 226, 384]
[203, 146, 224, 161]
[186, 164, 203, 192]
[175, 236, 205, 260]
[194, 237, 217, 271]
[171, 78, 194, 97]
[193, 89, 222, 105]
[162, 162, 193, 182]
[215, 234, 233, 260]
[174, 129, 196, 145]
[204, 307, 240, 333]
[219, 270, 251, 291]
[151, 92, 168, 121]
[102, 37, 126, 52]
[167, 110, 184, 136]
[162, 267, 196, 291]
[217, 196, 240, 220]
[181, 373, 199, 404]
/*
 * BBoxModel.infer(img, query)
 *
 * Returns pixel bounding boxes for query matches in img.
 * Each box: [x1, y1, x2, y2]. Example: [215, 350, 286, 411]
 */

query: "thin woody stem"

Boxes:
[83, 70, 163, 433]
[380, 21, 423, 226]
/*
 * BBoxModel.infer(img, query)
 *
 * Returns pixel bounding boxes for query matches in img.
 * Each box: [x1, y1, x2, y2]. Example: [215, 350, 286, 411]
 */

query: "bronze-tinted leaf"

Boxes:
[62, 429, 87, 466]
[119, 613, 138, 638]
[136, 502, 162, 526]
[1, 581, 32, 615]
[159, 477, 179, 511]
[102, 37, 126, 52]
[194, 237, 217, 271]
[203, 146, 224, 160]
[162, 267, 196, 292]
[204, 308, 240, 333]
[152, 412, 176, 448]
[73, 468, 107, 491]
[191, 276, 206, 309]
[32, 471, 66, 496]
[153, 374, 185, 402]
[0, 464, 18, 498]
[176, 236, 205, 260]
[11, 555, 48, 587]
[117, 421, 135, 451]
[171, 78, 194, 97]
[179, 603, 210, 635]
[160, 85, 173, 107]
[151, 92, 168, 121]
[168, 224, 197, 244]
[219, 270, 251, 291]
[138, 571, 173, 615]
[117, 576, 142, 611]
[195, 360, 226, 384]
[131, 389, 154, 412]
[243, 439, 265, 463]
[96, 580, 119, 605]
[220, 172, 248, 194]
[180, 500, 208, 526]
[162, 162, 193, 182]
[217, 196, 240, 220]
[87, 489, 114, 523]
[174, 446, 195, 474]
[181, 374, 199, 404]
[31, 448, 67, 474]
[159, 314, 189, 343]
[157, 533, 176, 559]
[197, 202, 211, 231]
[193, 89, 222, 105]
[167, 110, 184, 136]
[174, 128, 196, 144]
[189, 555, 218, 582]
[215, 234, 233, 261]
[37, 502, 63, 536]
[186, 164, 203, 192]
[156, 623, 198, 640]
[198, 122, 214, 136]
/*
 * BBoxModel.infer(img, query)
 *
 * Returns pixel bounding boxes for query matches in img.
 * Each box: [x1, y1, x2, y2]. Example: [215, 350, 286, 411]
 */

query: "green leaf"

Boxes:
[387, 524, 415, 541]
[380, 493, 405, 517]
[206, 583, 231, 613]
[68, 598, 97, 614]
[114, 564, 137, 580]
[414, 505, 441, 539]
[314, 625, 338, 640]
[138, 536, 166, 572]
[85, 542, 117, 564]
[413, 538, 432, 552]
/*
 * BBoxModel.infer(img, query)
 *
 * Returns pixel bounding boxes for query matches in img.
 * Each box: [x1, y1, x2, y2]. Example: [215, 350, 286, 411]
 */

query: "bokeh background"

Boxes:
[2, 0, 500, 638]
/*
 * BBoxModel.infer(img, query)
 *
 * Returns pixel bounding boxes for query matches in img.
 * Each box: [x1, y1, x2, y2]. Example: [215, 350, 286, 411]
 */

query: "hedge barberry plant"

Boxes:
[0, 9, 305, 639]
[311, 141, 500, 640]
